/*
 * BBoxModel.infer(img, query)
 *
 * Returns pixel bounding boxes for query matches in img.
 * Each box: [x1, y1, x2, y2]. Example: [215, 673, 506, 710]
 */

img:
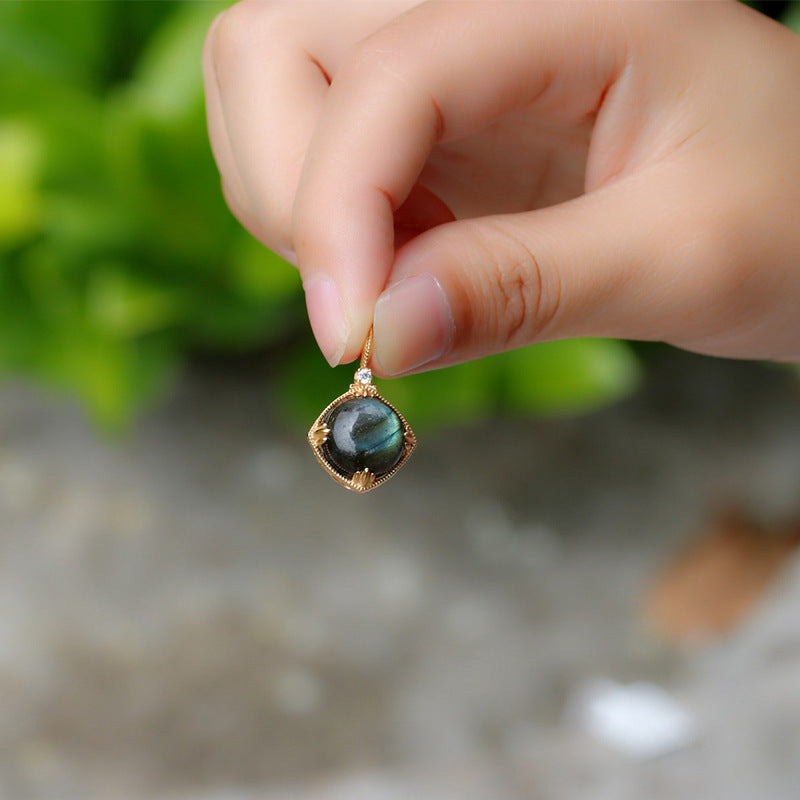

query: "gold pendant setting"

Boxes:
[307, 330, 416, 493]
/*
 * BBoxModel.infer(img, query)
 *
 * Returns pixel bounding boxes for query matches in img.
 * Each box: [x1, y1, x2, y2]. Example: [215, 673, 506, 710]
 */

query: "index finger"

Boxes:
[292, 1, 623, 365]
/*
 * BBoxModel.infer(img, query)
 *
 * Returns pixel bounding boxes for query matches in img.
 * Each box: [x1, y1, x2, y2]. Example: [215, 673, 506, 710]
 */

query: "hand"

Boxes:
[204, 0, 800, 375]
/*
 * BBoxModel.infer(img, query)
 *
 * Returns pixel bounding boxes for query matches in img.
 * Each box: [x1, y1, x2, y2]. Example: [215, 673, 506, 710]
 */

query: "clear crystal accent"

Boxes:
[355, 368, 373, 385]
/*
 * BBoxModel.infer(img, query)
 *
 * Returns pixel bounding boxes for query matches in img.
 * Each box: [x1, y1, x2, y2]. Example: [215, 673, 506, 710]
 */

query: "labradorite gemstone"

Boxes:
[323, 397, 404, 477]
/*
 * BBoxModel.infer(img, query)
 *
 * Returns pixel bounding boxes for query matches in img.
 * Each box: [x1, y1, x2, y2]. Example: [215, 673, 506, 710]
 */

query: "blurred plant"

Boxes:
[3, 1, 789, 432]
[784, 2, 800, 36]
[0, 0, 304, 430]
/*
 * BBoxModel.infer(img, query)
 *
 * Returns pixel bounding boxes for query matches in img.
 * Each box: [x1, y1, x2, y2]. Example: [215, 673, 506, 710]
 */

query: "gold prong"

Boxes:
[309, 422, 330, 447]
[349, 383, 378, 398]
[351, 469, 375, 491]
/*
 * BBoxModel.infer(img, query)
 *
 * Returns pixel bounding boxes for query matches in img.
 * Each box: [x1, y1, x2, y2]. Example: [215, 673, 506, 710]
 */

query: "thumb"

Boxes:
[372, 166, 728, 376]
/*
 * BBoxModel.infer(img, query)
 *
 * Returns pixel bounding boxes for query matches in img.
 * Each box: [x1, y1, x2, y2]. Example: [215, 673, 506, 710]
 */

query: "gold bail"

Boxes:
[359, 326, 374, 372]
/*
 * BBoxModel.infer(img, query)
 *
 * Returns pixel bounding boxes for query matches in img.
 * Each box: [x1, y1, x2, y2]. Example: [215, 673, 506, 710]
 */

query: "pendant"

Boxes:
[307, 328, 416, 493]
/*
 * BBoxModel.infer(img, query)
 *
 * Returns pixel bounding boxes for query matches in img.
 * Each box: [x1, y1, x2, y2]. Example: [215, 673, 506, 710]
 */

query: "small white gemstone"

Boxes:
[355, 368, 373, 384]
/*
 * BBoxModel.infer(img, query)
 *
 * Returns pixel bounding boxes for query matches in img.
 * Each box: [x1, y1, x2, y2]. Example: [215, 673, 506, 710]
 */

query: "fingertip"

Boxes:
[294, 185, 396, 366]
[303, 274, 350, 367]
[373, 272, 455, 376]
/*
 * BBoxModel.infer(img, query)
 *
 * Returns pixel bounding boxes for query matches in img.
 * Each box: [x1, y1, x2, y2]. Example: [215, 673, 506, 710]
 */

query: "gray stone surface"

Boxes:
[0, 351, 798, 799]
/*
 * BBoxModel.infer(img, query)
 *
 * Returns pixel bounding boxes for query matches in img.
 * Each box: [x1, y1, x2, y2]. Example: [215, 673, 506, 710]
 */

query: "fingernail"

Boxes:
[303, 274, 349, 367]
[373, 273, 455, 376]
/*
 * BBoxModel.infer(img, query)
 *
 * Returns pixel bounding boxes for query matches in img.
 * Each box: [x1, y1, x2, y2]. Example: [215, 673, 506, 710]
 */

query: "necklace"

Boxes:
[307, 328, 416, 492]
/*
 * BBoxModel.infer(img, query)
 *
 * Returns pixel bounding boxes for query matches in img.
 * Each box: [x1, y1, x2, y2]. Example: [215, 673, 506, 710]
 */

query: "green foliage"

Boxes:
[282, 338, 639, 432]
[0, 0, 646, 431]
[783, 2, 800, 33]
[0, 0, 301, 430]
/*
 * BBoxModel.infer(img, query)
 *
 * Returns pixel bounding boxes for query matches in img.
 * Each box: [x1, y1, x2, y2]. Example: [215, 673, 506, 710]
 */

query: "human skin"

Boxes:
[203, 0, 800, 376]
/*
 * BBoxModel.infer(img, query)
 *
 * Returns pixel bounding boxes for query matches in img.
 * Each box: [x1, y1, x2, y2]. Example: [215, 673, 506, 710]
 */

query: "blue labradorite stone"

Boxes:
[323, 397, 404, 477]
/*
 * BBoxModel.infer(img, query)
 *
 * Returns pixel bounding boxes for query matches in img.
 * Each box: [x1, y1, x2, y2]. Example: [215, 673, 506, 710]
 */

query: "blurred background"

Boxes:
[0, 1, 799, 798]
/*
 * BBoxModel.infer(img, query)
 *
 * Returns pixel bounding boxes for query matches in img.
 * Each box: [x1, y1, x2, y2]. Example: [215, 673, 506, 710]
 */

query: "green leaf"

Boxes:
[783, 2, 800, 34]
[35, 323, 177, 433]
[229, 235, 301, 300]
[0, 120, 43, 244]
[129, 0, 228, 122]
[87, 266, 185, 337]
[500, 338, 640, 416]
[0, 1, 111, 90]
[126, 109, 239, 265]
[379, 359, 497, 431]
